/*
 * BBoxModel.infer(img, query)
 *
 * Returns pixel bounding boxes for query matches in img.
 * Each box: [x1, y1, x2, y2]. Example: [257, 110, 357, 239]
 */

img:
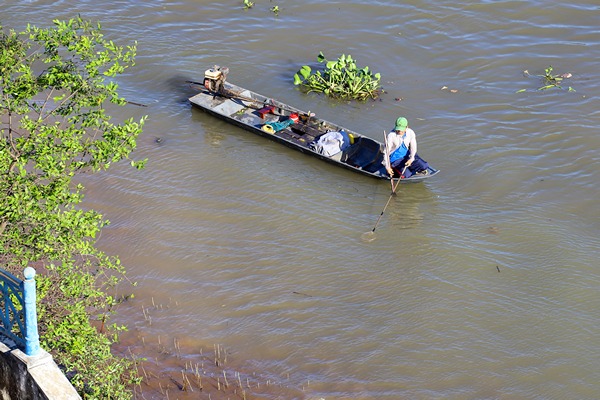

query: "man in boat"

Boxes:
[383, 116, 429, 178]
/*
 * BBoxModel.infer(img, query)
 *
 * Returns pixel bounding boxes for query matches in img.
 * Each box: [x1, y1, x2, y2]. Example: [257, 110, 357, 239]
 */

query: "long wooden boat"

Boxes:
[188, 67, 439, 183]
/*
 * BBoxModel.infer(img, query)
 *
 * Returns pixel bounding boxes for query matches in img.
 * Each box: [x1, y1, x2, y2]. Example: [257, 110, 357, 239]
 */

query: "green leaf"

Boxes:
[299, 65, 311, 79]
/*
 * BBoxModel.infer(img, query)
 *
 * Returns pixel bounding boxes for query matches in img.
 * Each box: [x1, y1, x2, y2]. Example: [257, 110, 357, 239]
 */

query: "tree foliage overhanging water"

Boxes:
[1, 17, 145, 398]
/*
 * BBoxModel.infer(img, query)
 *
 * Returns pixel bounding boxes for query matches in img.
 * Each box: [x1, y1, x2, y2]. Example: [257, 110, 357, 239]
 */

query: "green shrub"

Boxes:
[1, 17, 145, 398]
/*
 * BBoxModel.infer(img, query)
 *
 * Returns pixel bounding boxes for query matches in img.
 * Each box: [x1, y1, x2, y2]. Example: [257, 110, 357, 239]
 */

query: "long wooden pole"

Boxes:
[383, 130, 394, 193]
[368, 165, 408, 234]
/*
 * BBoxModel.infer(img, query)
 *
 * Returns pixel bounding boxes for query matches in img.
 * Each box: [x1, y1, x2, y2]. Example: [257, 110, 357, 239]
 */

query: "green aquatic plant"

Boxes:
[517, 65, 575, 93]
[271, 6, 280, 15]
[293, 52, 382, 101]
[243, 0, 254, 9]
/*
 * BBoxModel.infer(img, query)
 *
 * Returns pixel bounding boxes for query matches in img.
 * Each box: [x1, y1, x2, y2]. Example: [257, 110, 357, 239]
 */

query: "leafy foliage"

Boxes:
[517, 65, 575, 93]
[1, 17, 145, 398]
[293, 52, 382, 101]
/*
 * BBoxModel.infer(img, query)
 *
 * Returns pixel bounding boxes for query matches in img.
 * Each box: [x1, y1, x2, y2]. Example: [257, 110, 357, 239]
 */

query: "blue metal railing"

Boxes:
[0, 267, 40, 356]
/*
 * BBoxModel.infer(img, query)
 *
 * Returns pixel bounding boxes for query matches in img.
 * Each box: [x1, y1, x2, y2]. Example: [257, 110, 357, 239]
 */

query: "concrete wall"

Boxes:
[0, 342, 80, 400]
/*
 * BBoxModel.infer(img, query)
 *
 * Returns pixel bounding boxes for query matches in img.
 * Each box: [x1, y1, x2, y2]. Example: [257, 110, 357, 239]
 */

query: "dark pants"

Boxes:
[391, 154, 429, 178]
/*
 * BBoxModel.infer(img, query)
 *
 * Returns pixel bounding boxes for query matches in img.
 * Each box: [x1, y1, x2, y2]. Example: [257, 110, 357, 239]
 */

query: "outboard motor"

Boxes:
[203, 65, 229, 94]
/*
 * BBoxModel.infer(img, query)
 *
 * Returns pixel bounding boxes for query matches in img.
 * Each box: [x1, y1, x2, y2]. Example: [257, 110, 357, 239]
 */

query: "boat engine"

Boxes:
[203, 65, 229, 94]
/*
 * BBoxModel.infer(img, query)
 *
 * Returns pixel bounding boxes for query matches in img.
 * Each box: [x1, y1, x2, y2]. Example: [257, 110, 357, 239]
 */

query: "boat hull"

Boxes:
[189, 82, 439, 182]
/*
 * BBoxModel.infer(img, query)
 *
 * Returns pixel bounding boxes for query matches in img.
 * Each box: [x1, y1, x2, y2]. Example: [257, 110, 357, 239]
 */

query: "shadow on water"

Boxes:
[166, 73, 202, 105]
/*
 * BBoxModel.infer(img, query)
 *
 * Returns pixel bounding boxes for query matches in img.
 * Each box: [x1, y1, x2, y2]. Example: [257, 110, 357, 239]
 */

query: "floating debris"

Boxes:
[441, 86, 459, 93]
[487, 226, 500, 234]
[518, 66, 575, 93]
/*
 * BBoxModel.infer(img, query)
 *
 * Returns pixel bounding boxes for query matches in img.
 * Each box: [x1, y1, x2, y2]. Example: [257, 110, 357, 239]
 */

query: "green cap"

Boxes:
[395, 117, 408, 131]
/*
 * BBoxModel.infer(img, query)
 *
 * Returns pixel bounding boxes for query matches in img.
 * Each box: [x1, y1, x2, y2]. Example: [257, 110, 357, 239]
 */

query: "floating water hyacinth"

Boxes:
[517, 65, 575, 93]
[294, 52, 382, 101]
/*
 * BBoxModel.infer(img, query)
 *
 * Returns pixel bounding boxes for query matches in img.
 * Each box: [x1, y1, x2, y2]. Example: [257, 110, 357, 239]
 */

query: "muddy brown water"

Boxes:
[3, 1, 600, 399]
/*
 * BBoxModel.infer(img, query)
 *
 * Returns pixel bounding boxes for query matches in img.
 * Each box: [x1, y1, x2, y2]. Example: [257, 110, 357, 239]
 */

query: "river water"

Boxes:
[4, 1, 600, 399]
